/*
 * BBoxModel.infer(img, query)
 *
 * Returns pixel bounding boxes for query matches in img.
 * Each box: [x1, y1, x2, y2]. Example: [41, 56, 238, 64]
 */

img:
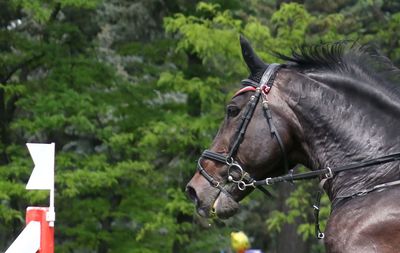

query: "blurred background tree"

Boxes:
[0, 0, 399, 252]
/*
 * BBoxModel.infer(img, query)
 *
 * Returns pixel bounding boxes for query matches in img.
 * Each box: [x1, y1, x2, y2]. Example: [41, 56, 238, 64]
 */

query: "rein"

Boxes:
[252, 152, 400, 187]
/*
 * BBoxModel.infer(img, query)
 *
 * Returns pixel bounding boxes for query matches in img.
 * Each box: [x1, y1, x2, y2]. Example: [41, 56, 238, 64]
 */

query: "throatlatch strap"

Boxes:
[263, 102, 289, 173]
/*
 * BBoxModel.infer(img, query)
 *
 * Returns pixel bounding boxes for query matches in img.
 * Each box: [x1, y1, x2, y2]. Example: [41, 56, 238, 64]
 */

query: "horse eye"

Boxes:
[226, 106, 240, 117]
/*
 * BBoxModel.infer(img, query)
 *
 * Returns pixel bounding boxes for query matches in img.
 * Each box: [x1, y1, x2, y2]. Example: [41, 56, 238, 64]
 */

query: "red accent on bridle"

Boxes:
[233, 85, 272, 98]
[233, 86, 257, 98]
[261, 85, 271, 95]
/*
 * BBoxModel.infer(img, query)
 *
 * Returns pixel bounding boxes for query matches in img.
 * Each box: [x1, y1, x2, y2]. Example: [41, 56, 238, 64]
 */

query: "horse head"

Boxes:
[186, 36, 306, 219]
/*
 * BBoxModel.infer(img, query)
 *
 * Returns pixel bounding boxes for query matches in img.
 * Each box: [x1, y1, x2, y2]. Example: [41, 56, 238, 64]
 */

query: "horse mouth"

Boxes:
[187, 179, 242, 219]
[208, 191, 240, 219]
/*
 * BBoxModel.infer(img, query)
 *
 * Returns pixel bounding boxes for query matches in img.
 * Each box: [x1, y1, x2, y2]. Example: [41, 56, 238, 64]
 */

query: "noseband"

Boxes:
[197, 63, 288, 196]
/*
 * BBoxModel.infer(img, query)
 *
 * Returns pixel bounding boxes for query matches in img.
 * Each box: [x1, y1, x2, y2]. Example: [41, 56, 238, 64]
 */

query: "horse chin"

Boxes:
[212, 192, 240, 219]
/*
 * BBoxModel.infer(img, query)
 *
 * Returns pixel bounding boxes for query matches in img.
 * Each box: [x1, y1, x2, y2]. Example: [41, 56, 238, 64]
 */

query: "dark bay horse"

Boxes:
[186, 37, 400, 252]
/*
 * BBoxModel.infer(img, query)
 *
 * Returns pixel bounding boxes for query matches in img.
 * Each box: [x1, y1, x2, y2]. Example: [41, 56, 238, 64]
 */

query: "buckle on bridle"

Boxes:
[212, 181, 220, 188]
[227, 162, 245, 183]
[225, 156, 234, 166]
[237, 180, 255, 191]
[325, 166, 334, 179]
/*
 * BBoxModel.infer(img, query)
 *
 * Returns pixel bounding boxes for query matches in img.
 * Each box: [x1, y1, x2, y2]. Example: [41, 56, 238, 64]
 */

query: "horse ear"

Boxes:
[240, 35, 267, 76]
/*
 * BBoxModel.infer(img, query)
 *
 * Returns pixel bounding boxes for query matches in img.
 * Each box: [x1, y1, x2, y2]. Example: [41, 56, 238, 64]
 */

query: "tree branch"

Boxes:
[43, 3, 61, 43]
[1, 53, 44, 84]
[1, 3, 61, 85]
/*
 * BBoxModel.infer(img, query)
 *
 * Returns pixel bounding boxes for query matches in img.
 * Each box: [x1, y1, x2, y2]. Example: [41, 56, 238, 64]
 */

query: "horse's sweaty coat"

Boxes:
[186, 36, 400, 252]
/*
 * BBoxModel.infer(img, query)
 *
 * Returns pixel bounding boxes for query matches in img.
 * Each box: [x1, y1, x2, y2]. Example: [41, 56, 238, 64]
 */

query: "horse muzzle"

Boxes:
[186, 175, 240, 219]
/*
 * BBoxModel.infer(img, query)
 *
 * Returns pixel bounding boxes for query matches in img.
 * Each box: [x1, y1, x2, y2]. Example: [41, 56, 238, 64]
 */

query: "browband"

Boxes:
[233, 86, 257, 97]
[234, 63, 281, 98]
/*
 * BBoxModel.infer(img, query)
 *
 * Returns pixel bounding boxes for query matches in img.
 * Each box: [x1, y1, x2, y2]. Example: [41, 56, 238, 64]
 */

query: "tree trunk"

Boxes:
[275, 183, 311, 253]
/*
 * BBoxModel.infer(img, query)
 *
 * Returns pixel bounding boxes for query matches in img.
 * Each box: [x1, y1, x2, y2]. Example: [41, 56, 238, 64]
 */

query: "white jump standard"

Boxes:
[5, 143, 56, 253]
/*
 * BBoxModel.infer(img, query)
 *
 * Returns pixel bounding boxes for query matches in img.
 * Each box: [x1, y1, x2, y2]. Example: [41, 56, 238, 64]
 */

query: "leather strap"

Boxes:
[260, 63, 281, 88]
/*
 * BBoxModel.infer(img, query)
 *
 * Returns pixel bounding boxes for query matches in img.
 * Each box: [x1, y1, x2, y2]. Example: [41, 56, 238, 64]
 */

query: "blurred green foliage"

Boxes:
[1, 0, 400, 252]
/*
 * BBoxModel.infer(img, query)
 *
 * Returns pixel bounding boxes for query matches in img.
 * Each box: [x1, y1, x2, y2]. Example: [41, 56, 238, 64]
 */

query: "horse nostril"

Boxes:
[186, 185, 199, 204]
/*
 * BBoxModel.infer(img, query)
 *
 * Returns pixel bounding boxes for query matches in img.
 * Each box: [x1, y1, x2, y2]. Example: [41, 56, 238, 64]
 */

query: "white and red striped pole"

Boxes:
[5, 143, 55, 253]
[26, 207, 54, 253]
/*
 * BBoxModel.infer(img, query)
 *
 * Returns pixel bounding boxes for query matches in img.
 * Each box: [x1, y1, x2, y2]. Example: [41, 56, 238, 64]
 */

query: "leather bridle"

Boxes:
[195, 62, 400, 239]
[197, 63, 288, 197]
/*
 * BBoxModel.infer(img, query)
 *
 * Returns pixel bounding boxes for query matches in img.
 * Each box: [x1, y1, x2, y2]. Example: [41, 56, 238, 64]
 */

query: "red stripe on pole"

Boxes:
[26, 207, 54, 253]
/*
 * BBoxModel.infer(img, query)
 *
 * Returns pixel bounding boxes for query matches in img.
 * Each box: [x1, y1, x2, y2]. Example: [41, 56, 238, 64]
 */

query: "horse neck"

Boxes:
[278, 70, 400, 200]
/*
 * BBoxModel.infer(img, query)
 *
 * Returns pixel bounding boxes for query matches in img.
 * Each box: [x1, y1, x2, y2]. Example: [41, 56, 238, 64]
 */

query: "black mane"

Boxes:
[276, 41, 400, 98]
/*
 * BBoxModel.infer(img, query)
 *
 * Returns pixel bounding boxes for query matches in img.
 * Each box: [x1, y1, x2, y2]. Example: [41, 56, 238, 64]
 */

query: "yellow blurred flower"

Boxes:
[230, 231, 250, 252]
